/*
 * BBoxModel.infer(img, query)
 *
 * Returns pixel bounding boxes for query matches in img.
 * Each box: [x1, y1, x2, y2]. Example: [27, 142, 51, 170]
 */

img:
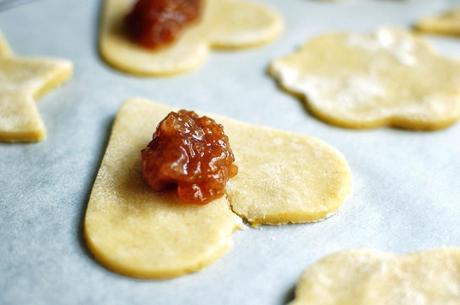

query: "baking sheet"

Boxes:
[1, 0, 460, 304]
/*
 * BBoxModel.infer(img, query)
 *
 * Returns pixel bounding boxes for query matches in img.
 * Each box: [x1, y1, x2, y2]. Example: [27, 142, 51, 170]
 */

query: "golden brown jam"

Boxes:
[141, 110, 238, 204]
[125, 0, 202, 49]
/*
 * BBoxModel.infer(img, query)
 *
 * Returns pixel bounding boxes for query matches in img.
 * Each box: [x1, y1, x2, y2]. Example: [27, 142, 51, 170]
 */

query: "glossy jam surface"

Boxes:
[141, 110, 238, 204]
[125, 0, 203, 49]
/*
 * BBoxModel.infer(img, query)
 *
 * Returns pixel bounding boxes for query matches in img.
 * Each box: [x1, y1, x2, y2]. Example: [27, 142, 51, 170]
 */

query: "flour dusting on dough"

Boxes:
[270, 28, 460, 130]
[347, 28, 417, 66]
[290, 248, 460, 305]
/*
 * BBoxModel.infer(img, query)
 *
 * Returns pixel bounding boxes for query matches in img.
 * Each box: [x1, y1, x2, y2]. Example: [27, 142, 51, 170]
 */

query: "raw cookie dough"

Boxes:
[84, 98, 351, 278]
[270, 28, 460, 130]
[84, 100, 242, 279]
[415, 7, 460, 36]
[290, 248, 460, 305]
[224, 122, 351, 226]
[0, 32, 73, 142]
[100, 0, 283, 76]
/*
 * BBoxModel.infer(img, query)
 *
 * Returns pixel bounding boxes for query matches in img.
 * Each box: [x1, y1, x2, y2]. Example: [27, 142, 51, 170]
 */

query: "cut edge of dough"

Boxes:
[99, 40, 210, 77]
[414, 15, 460, 37]
[84, 216, 241, 279]
[0, 32, 12, 56]
[230, 149, 352, 227]
[208, 2, 283, 50]
[0, 128, 46, 143]
[32, 59, 74, 100]
[268, 61, 460, 131]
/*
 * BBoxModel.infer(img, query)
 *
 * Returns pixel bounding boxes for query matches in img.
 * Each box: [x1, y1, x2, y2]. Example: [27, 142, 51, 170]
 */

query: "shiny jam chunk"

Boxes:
[141, 110, 238, 204]
[125, 0, 202, 49]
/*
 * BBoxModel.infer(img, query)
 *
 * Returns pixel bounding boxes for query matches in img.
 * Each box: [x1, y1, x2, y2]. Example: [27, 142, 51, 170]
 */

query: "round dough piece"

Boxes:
[99, 0, 283, 76]
[415, 7, 460, 36]
[224, 122, 351, 226]
[290, 248, 460, 305]
[84, 98, 351, 278]
[270, 28, 460, 130]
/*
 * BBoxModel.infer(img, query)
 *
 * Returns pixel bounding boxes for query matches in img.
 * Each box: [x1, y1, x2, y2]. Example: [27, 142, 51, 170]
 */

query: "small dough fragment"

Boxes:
[0, 32, 73, 142]
[84, 98, 351, 278]
[416, 7, 460, 36]
[100, 0, 283, 76]
[290, 248, 460, 305]
[270, 28, 460, 130]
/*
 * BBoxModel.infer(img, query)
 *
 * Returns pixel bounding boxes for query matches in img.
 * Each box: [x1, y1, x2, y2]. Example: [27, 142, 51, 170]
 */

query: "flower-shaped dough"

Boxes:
[290, 248, 460, 305]
[270, 28, 460, 130]
[416, 7, 460, 36]
[100, 0, 283, 75]
[84, 98, 351, 278]
[0, 32, 73, 142]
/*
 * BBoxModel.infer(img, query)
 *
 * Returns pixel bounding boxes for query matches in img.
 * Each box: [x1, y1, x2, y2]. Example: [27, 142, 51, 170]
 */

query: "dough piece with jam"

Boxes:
[290, 248, 460, 305]
[84, 100, 242, 279]
[100, 0, 283, 76]
[270, 28, 460, 130]
[415, 7, 460, 36]
[0, 32, 73, 142]
[84, 98, 351, 278]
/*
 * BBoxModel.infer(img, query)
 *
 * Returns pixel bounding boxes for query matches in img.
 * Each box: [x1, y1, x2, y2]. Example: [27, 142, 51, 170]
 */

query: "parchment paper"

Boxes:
[1, 0, 459, 304]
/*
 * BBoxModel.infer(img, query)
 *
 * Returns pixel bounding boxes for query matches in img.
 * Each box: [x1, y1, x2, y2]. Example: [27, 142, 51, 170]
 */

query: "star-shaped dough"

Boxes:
[290, 248, 460, 305]
[270, 28, 460, 130]
[84, 98, 351, 278]
[100, 0, 283, 76]
[415, 7, 460, 36]
[0, 33, 73, 142]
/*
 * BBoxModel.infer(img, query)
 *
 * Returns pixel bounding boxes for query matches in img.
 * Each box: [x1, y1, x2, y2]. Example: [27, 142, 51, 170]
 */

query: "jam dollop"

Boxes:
[125, 0, 203, 49]
[141, 110, 238, 204]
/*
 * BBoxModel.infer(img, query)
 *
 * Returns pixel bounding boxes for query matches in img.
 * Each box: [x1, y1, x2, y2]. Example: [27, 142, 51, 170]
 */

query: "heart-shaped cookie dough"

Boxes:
[290, 248, 460, 305]
[84, 98, 351, 278]
[416, 7, 460, 36]
[270, 28, 460, 130]
[100, 0, 283, 76]
[0, 32, 73, 142]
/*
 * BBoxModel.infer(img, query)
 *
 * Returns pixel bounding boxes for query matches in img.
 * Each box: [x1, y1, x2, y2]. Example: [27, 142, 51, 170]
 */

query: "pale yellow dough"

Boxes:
[84, 98, 351, 278]
[270, 28, 460, 130]
[100, 0, 283, 76]
[416, 7, 460, 36]
[0, 32, 73, 142]
[224, 123, 351, 226]
[290, 248, 460, 305]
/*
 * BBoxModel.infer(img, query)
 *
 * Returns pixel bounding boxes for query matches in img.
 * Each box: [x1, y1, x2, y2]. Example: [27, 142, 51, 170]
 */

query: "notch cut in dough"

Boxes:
[84, 98, 351, 278]
[99, 0, 283, 76]
[0, 32, 73, 142]
[270, 28, 460, 130]
[415, 7, 460, 36]
[290, 248, 460, 305]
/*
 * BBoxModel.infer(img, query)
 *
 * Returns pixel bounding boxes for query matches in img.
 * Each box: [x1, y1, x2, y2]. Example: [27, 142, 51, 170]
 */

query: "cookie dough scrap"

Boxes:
[270, 28, 460, 130]
[100, 0, 283, 76]
[0, 32, 73, 142]
[84, 98, 351, 278]
[290, 248, 460, 305]
[416, 7, 460, 36]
